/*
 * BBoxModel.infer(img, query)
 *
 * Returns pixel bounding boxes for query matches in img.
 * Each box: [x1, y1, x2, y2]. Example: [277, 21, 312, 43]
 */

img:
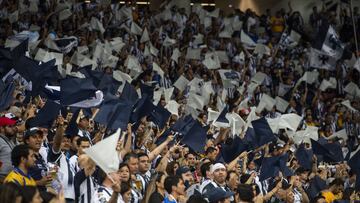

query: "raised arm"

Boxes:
[148, 135, 174, 162]
[52, 116, 65, 153]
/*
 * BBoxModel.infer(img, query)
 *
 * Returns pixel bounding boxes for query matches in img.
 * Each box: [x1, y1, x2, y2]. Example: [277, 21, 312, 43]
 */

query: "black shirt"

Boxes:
[148, 191, 164, 203]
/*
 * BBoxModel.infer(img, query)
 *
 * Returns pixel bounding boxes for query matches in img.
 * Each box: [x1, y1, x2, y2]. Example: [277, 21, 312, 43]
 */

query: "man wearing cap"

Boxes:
[202, 163, 234, 202]
[77, 115, 92, 144]
[24, 127, 53, 191]
[0, 117, 18, 182]
[47, 116, 77, 202]
[204, 187, 234, 203]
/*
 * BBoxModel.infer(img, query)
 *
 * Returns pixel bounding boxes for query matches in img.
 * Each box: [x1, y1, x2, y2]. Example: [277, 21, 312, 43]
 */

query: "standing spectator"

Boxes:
[0, 117, 17, 181]
[4, 144, 36, 186]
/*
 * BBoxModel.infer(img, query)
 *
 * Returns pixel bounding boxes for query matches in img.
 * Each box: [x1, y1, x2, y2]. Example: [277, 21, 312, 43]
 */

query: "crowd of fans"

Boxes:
[1, 0, 360, 203]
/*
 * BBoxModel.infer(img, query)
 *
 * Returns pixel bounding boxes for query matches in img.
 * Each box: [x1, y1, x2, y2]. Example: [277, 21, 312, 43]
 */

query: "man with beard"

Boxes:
[4, 144, 36, 186]
[24, 127, 53, 191]
[0, 117, 18, 182]
[202, 163, 234, 202]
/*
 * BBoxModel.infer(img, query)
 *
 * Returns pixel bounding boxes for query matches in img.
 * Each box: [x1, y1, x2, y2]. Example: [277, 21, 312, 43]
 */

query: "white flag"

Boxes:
[84, 129, 121, 174]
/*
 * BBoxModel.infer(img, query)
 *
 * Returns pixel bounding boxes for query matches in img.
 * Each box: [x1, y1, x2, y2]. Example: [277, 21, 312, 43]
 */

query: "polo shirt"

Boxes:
[4, 168, 36, 186]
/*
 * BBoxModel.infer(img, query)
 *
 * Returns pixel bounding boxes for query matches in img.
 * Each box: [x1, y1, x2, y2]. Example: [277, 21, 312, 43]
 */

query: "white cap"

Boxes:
[210, 163, 226, 173]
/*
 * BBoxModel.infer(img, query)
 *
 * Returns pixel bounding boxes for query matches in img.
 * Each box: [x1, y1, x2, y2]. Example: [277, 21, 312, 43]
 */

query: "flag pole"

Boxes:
[350, 0, 359, 58]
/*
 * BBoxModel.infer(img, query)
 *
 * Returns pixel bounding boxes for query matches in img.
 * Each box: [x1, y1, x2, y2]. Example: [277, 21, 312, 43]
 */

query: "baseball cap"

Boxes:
[210, 163, 226, 173]
[24, 127, 43, 139]
[204, 187, 234, 203]
[176, 166, 191, 176]
[0, 117, 16, 127]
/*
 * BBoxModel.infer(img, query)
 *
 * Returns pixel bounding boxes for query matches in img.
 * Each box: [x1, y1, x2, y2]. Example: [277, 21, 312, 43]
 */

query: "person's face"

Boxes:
[31, 190, 43, 203]
[213, 168, 227, 184]
[122, 189, 132, 203]
[138, 156, 150, 173]
[160, 99, 166, 107]
[25, 149, 36, 168]
[128, 157, 139, 174]
[71, 136, 79, 150]
[4, 125, 16, 137]
[208, 151, 217, 161]
[60, 137, 71, 151]
[228, 173, 239, 190]
[175, 179, 186, 195]
[187, 154, 196, 166]
[248, 161, 256, 171]
[299, 172, 308, 181]
[78, 118, 89, 129]
[25, 134, 43, 151]
[119, 166, 130, 182]
[334, 184, 344, 194]
[181, 171, 194, 184]
[156, 175, 166, 190]
[201, 115, 207, 123]
[78, 141, 90, 155]
[206, 140, 214, 149]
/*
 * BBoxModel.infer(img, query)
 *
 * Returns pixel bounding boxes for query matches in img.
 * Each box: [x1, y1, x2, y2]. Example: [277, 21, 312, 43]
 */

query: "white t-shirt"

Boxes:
[93, 186, 125, 203]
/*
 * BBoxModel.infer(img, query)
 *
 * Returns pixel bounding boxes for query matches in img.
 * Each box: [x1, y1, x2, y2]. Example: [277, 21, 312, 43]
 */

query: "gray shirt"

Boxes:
[0, 135, 16, 179]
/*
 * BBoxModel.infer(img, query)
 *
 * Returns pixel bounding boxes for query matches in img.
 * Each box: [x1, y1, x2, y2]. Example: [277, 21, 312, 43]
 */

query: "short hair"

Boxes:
[137, 152, 149, 159]
[11, 144, 31, 167]
[186, 194, 207, 203]
[118, 163, 130, 171]
[185, 152, 195, 159]
[123, 152, 138, 163]
[237, 184, 254, 202]
[226, 170, 238, 181]
[76, 137, 90, 146]
[205, 147, 216, 155]
[120, 182, 131, 195]
[166, 161, 178, 176]
[200, 162, 212, 177]
[329, 178, 344, 187]
[164, 176, 181, 194]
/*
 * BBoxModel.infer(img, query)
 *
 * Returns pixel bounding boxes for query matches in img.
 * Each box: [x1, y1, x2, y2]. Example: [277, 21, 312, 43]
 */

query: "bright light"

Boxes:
[84, 1, 216, 7]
